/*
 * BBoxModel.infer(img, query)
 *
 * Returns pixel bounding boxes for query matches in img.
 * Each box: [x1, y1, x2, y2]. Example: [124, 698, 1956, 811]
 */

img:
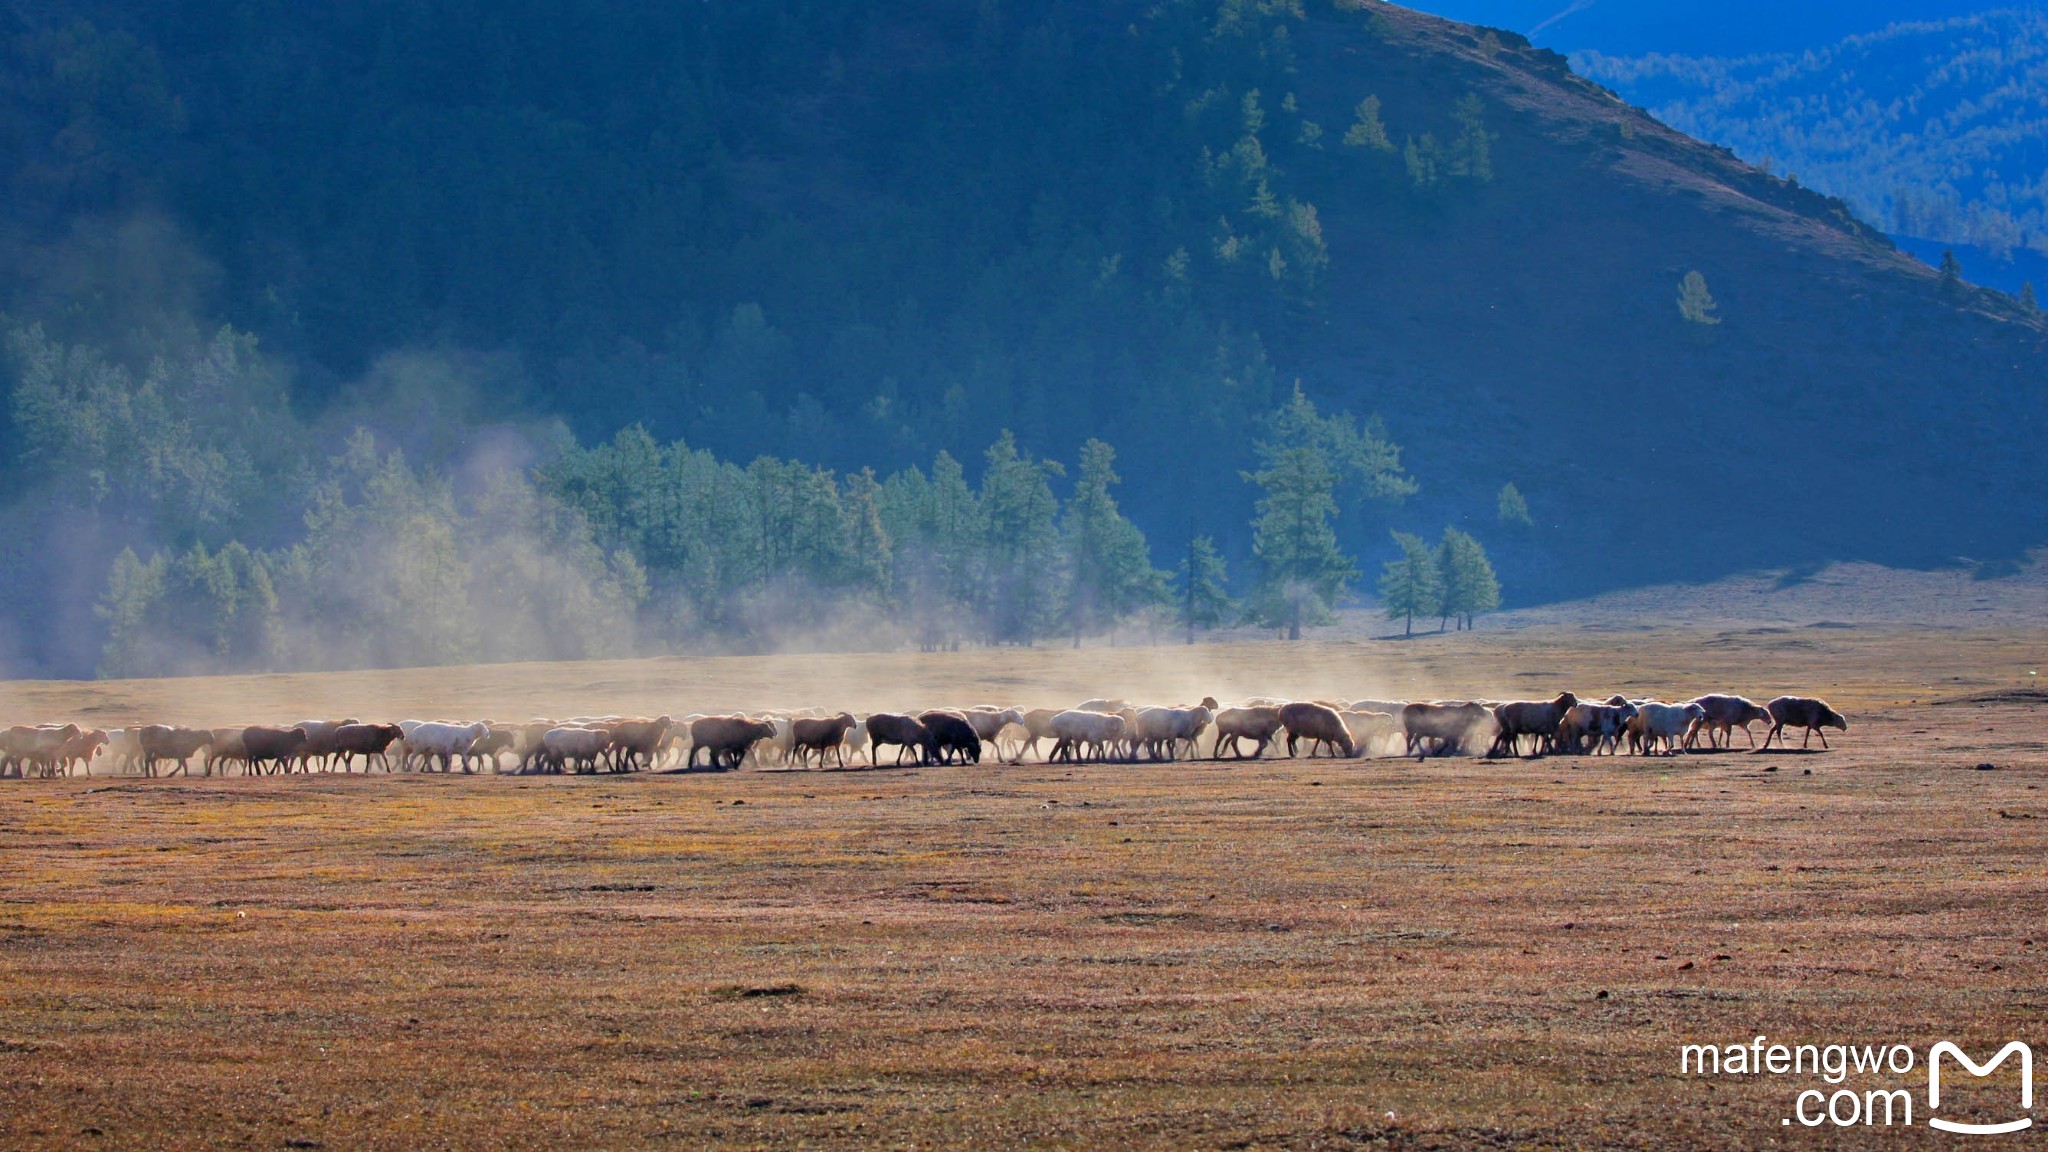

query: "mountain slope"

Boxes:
[0, 0, 2043, 673]
[1280, 5, 2044, 592]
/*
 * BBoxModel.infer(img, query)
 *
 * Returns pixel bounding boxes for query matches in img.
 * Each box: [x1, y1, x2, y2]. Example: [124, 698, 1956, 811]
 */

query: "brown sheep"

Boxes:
[687, 716, 777, 770]
[1280, 702, 1356, 759]
[865, 713, 932, 767]
[1213, 706, 1284, 759]
[333, 723, 405, 772]
[138, 725, 212, 777]
[460, 724, 521, 773]
[243, 726, 311, 773]
[604, 716, 673, 772]
[1487, 692, 1579, 758]
[919, 711, 983, 765]
[205, 727, 251, 776]
[289, 719, 361, 772]
[791, 713, 858, 768]
[4, 725, 88, 778]
[1762, 697, 1848, 750]
[57, 728, 108, 777]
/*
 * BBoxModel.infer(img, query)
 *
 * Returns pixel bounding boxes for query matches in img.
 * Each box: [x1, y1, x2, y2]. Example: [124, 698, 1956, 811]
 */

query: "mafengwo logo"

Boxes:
[1680, 1037, 2032, 1132]
[1929, 1042, 2032, 1135]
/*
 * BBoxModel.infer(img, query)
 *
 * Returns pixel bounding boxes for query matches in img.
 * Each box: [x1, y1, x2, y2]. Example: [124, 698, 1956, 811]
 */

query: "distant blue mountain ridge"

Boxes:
[1395, 0, 2026, 54]
[1400, 3, 2048, 293]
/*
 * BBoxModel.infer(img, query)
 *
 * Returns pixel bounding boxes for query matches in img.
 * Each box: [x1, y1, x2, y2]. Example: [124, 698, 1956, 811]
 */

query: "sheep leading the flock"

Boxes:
[1762, 696, 1849, 750]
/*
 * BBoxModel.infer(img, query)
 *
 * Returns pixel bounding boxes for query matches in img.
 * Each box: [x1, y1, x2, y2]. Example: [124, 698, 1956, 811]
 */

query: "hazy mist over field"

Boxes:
[1, 0, 2043, 678]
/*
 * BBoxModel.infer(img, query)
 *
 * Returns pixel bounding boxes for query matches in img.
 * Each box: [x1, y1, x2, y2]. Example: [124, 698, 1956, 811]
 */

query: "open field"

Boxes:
[2, 625, 2045, 1148]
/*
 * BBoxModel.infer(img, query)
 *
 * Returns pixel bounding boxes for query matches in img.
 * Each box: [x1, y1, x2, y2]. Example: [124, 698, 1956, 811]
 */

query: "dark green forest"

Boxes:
[0, 0, 2042, 677]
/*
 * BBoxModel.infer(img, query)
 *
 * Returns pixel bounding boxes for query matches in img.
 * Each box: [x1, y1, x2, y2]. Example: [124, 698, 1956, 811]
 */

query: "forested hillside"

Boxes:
[1577, 11, 2048, 262]
[0, 0, 2042, 676]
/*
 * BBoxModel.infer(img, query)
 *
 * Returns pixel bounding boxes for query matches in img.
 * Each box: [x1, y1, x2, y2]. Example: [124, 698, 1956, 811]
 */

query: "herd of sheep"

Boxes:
[0, 692, 1848, 780]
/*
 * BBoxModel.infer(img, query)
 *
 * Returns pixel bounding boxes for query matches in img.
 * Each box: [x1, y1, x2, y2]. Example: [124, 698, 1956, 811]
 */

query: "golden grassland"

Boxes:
[1, 624, 2044, 1149]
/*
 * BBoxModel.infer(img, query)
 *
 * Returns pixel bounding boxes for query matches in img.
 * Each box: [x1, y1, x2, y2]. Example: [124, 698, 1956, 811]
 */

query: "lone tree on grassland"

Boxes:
[1497, 481, 1532, 529]
[1246, 384, 1417, 640]
[1677, 270, 1721, 326]
[1434, 527, 1501, 631]
[1939, 250, 1964, 295]
[1379, 531, 1442, 637]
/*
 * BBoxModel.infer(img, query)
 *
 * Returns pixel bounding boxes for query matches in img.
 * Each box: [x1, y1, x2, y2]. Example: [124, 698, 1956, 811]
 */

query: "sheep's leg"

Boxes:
[1815, 728, 1828, 749]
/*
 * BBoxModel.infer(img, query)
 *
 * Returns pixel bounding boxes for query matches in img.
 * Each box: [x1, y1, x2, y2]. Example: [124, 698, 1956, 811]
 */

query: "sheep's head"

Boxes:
[1822, 706, 1848, 731]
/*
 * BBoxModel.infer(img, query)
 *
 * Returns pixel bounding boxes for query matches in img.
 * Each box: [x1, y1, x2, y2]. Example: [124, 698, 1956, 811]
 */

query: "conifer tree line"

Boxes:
[5, 322, 1505, 677]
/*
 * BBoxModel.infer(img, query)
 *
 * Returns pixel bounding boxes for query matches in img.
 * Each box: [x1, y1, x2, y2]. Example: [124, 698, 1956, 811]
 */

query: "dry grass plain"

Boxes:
[2, 623, 2045, 1149]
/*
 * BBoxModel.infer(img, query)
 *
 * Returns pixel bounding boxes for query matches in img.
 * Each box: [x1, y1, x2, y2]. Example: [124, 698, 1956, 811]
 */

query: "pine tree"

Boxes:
[1434, 527, 1502, 631]
[1449, 93, 1493, 181]
[839, 467, 892, 597]
[1404, 134, 1441, 189]
[1677, 271, 1721, 326]
[1378, 531, 1441, 638]
[978, 431, 1064, 645]
[1060, 439, 1166, 645]
[1245, 385, 1417, 639]
[1497, 482, 1532, 529]
[96, 547, 167, 678]
[1939, 250, 1964, 295]
[1177, 534, 1235, 643]
[2020, 281, 2039, 314]
[1342, 95, 1393, 151]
